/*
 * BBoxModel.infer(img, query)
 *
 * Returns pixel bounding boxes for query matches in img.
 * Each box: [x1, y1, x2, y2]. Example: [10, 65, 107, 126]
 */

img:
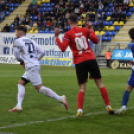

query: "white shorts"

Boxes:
[21, 65, 42, 86]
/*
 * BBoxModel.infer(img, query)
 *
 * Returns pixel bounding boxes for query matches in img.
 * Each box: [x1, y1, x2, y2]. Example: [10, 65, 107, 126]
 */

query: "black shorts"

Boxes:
[75, 60, 102, 84]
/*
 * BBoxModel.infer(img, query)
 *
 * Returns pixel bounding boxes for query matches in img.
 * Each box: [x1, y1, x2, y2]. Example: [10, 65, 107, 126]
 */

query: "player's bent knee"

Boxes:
[34, 84, 43, 92]
[126, 84, 133, 92]
[18, 79, 26, 85]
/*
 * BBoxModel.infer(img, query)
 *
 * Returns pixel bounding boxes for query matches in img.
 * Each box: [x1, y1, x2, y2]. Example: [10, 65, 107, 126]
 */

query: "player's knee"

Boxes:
[34, 84, 43, 92]
[126, 84, 133, 92]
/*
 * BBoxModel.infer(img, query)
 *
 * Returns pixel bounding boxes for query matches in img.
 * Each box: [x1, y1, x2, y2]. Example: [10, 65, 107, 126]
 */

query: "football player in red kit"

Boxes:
[55, 14, 114, 116]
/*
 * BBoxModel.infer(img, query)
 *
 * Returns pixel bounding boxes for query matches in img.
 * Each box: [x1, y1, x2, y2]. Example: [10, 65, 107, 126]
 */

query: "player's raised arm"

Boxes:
[86, 22, 99, 44]
[55, 28, 69, 52]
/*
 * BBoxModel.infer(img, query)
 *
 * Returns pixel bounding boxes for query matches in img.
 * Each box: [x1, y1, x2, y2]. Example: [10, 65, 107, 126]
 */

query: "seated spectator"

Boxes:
[3, 24, 10, 32]
[124, 0, 129, 4]
[115, 11, 121, 21]
[46, 20, 52, 27]
[94, 21, 100, 31]
[63, 24, 68, 32]
[80, 2, 84, 8]
[0, 0, 5, 11]
[37, 20, 43, 30]
[74, 7, 80, 15]
[84, 2, 89, 12]
[80, 11, 86, 19]
[88, 3, 94, 12]
[111, 11, 116, 21]
[28, 3, 33, 11]
[57, 18, 63, 27]
[59, 1, 64, 7]
[15, 15, 20, 22]
[96, 20, 104, 31]
[22, 15, 29, 25]
[51, 20, 57, 27]
[45, 11, 51, 20]
[26, 7, 32, 15]
[90, 12, 95, 21]
[5, 3, 9, 12]
[27, 19, 33, 30]
[114, 7, 119, 13]
[56, 12, 62, 20]
[19, 15, 24, 24]
[95, 12, 101, 21]
[50, 11, 56, 20]
[65, 12, 70, 19]
[0, 11, 5, 20]
[98, 1, 104, 11]
[59, 25, 63, 32]
[32, 7, 38, 16]
[12, 19, 19, 29]
[51, 7, 55, 12]
[94, 2, 98, 11]
[32, 21, 37, 31]
[120, 11, 126, 21]
[32, 0, 37, 5]
[122, 3, 129, 12]
[100, 11, 106, 20]
[79, 7, 84, 14]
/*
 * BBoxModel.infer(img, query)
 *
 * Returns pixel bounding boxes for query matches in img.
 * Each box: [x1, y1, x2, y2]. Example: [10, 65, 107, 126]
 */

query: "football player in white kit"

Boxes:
[9, 26, 68, 112]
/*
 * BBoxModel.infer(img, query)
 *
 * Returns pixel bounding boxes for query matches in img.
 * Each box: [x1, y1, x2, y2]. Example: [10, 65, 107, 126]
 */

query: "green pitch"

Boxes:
[0, 64, 134, 134]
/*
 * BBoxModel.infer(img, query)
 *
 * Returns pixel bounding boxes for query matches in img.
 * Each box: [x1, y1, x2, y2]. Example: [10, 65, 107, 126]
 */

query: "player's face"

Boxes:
[16, 30, 20, 38]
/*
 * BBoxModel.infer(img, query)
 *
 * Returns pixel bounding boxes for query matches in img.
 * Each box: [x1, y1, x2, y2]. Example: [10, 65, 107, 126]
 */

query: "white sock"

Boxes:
[77, 109, 83, 113]
[16, 84, 25, 108]
[106, 105, 111, 109]
[39, 86, 62, 102]
[122, 105, 127, 109]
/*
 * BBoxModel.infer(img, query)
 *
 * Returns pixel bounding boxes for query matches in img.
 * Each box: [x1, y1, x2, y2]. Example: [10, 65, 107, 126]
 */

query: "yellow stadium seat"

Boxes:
[113, 21, 119, 26]
[37, 1, 42, 6]
[34, 30, 39, 33]
[109, 26, 114, 31]
[45, 0, 50, 3]
[41, 0, 45, 3]
[119, 21, 124, 26]
[30, 30, 34, 33]
[78, 25, 82, 28]
[126, 16, 127, 21]
[129, 2, 134, 7]
[103, 26, 108, 31]
[100, 31, 105, 36]
[106, 16, 111, 21]
[78, 21, 82, 25]
[95, 31, 99, 35]
[82, 21, 85, 25]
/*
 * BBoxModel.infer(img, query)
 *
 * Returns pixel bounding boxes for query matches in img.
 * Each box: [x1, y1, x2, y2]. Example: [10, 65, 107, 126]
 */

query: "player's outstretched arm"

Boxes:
[55, 28, 69, 52]
[86, 22, 99, 44]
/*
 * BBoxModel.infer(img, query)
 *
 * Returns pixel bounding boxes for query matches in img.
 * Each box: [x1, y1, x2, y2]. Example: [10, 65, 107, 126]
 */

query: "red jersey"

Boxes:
[56, 27, 99, 64]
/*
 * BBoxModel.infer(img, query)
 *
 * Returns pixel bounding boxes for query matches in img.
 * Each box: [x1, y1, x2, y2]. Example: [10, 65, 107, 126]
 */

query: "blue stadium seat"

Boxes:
[49, 30, 54, 33]
[105, 31, 110, 36]
[106, 37, 112, 41]
[51, 3, 55, 7]
[107, 12, 111, 16]
[42, 3, 46, 7]
[33, 16, 37, 20]
[127, 12, 132, 17]
[30, 15, 33, 19]
[111, 31, 115, 36]
[14, 3, 19, 7]
[39, 30, 44, 33]
[130, 7, 134, 12]
[104, 8, 108, 12]
[68, 26, 71, 30]
[102, 36, 106, 41]
[46, 3, 50, 7]
[10, 25, 14, 29]
[103, 21, 108, 26]
[108, 3, 113, 7]
[9, 7, 14, 12]
[93, 21, 96, 26]
[42, 7, 46, 12]
[44, 30, 48, 33]
[11, 29, 15, 32]
[6, 11, 10, 16]
[77, 16, 80, 20]
[109, 7, 113, 12]
[11, 3, 14, 7]
[108, 21, 113, 26]
[46, 7, 51, 11]
[114, 26, 120, 31]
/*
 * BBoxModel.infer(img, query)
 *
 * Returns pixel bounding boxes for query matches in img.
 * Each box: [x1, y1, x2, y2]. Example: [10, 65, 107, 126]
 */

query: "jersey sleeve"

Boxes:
[86, 28, 99, 44]
[131, 44, 134, 53]
[13, 39, 20, 49]
[56, 32, 70, 52]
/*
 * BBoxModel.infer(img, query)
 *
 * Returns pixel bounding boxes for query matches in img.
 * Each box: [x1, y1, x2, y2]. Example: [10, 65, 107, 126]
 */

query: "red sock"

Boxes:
[100, 87, 110, 106]
[77, 91, 84, 109]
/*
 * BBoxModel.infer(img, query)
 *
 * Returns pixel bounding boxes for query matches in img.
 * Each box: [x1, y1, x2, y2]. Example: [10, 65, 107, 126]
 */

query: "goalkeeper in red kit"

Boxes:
[55, 14, 114, 116]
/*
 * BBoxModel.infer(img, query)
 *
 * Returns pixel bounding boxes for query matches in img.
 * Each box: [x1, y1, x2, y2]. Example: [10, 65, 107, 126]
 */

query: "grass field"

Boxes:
[0, 64, 134, 134]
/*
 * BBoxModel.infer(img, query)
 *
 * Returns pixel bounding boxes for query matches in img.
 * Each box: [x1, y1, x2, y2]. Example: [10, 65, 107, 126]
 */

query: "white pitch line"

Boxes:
[0, 107, 134, 130]
[0, 132, 17, 134]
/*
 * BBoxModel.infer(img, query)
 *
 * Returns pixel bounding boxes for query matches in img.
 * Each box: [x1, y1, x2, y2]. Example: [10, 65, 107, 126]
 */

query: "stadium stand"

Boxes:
[0, 0, 134, 52]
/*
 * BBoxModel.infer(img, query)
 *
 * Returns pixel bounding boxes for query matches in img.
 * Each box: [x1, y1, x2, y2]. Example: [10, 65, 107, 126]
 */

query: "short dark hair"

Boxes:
[128, 28, 134, 39]
[69, 13, 77, 23]
[17, 26, 27, 34]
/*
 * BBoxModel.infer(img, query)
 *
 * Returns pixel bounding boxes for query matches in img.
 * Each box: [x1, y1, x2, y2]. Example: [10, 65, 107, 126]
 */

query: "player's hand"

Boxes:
[130, 61, 133, 65]
[20, 61, 25, 68]
[86, 21, 94, 31]
[55, 28, 60, 38]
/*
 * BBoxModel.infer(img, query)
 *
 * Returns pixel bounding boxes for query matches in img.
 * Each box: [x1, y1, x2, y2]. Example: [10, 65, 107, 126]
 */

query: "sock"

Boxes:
[122, 90, 130, 108]
[100, 87, 110, 106]
[16, 84, 25, 108]
[77, 91, 84, 109]
[39, 86, 62, 102]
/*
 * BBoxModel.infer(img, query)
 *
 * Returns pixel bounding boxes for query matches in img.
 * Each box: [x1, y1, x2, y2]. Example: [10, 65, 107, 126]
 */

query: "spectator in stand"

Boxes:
[51, 7, 55, 12]
[118, 6, 122, 12]
[95, 12, 101, 21]
[51, 11, 56, 20]
[63, 24, 68, 32]
[90, 12, 95, 22]
[15, 14, 20, 22]
[88, 3, 94, 12]
[12, 19, 19, 29]
[32, 0, 37, 5]
[97, 20, 104, 31]
[51, 19, 57, 27]
[22, 15, 28, 25]
[27, 19, 33, 30]
[3, 24, 10, 32]
[59, 0, 64, 7]
[46, 20, 52, 27]
[124, 0, 129, 4]
[57, 18, 62, 27]
[122, 3, 129, 12]
[19, 15, 24, 24]
[37, 12, 42, 21]
[94, 21, 100, 31]
[114, 7, 119, 13]
[111, 11, 116, 21]
[65, 12, 70, 19]
[98, 1, 104, 12]
[45, 11, 50, 20]
[80, 11, 86, 19]
[80, 2, 84, 8]
[5, 3, 9, 11]
[32, 21, 37, 31]
[32, 7, 38, 16]
[84, 1, 89, 12]
[0, 0, 5, 11]
[26, 7, 32, 15]
[120, 11, 126, 21]
[37, 20, 42, 30]
[58, 25, 63, 32]
[100, 11, 106, 20]
[55, 3, 61, 12]
[28, 3, 33, 11]
[94, 2, 98, 11]
[86, 12, 91, 21]
[74, 7, 80, 15]
[115, 10, 121, 21]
